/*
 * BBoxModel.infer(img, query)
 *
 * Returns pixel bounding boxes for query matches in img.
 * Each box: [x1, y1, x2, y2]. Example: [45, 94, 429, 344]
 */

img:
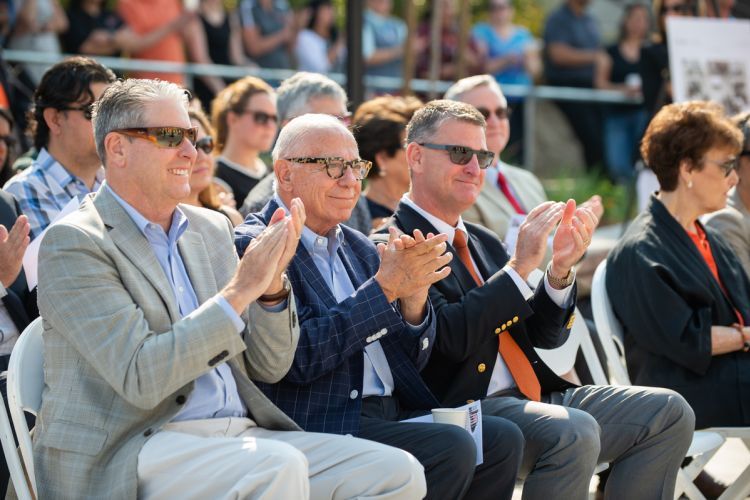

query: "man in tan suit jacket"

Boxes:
[446, 76, 603, 267]
[33, 79, 426, 500]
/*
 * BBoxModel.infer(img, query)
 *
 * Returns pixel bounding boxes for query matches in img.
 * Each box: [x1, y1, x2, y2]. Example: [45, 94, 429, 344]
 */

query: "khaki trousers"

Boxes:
[137, 417, 426, 500]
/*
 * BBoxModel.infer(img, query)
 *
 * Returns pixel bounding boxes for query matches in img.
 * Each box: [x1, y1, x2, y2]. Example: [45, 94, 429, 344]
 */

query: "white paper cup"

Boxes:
[431, 408, 468, 428]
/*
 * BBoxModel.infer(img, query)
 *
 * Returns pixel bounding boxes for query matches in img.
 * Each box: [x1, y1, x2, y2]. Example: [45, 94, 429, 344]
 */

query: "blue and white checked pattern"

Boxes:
[3, 148, 104, 238]
[235, 200, 440, 436]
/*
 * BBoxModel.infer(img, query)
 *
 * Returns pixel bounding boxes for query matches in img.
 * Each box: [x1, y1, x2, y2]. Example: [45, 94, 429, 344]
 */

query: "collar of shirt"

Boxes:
[485, 160, 510, 190]
[105, 184, 189, 248]
[400, 193, 469, 245]
[38, 147, 105, 192]
[272, 194, 345, 258]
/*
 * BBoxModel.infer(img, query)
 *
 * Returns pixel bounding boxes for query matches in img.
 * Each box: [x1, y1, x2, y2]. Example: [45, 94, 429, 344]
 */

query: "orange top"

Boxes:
[687, 223, 744, 327]
[117, 0, 186, 86]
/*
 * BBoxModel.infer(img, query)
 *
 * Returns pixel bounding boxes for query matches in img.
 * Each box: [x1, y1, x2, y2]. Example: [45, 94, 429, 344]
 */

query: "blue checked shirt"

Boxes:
[106, 185, 248, 421]
[3, 148, 105, 239]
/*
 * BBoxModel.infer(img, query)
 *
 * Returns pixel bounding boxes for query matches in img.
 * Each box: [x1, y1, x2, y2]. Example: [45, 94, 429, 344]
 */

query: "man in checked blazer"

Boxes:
[32, 79, 426, 500]
[235, 113, 525, 500]
[374, 100, 696, 500]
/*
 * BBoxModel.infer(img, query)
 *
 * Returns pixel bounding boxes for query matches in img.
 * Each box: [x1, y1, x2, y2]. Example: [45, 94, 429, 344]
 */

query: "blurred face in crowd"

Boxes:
[277, 127, 361, 235]
[189, 118, 215, 197]
[687, 144, 739, 215]
[408, 119, 487, 224]
[229, 92, 278, 153]
[489, 0, 514, 25]
[625, 5, 650, 40]
[456, 85, 510, 158]
[107, 97, 197, 215]
[55, 81, 110, 165]
[367, 0, 393, 16]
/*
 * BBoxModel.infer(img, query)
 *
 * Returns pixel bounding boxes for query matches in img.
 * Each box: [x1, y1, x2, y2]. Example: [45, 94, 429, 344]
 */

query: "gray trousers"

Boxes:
[482, 385, 695, 500]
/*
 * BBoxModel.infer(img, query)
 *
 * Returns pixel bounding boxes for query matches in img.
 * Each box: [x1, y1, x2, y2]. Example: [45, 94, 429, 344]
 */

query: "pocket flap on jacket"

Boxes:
[39, 421, 109, 456]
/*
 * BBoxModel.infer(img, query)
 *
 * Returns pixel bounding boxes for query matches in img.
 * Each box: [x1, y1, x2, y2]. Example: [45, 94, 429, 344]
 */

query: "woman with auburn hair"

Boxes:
[210, 75, 277, 208]
[184, 108, 243, 226]
[606, 101, 750, 429]
[352, 95, 422, 230]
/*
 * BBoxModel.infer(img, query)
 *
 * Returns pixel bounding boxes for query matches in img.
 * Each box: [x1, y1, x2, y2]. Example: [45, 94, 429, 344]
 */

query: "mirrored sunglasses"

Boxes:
[114, 127, 198, 148]
[418, 143, 495, 169]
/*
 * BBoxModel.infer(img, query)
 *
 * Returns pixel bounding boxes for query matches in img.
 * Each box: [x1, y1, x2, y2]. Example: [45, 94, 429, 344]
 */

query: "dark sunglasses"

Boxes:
[240, 109, 277, 126]
[661, 3, 690, 13]
[704, 157, 738, 177]
[114, 127, 198, 148]
[476, 106, 512, 121]
[418, 143, 495, 169]
[58, 103, 95, 120]
[195, 136, 214, 154]
[285, 157, 372, 180]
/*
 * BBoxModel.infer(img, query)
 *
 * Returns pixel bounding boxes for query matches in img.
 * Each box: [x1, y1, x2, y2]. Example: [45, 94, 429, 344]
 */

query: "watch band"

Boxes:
[546, 263, 575, 289]
[259, 274, 291, 302]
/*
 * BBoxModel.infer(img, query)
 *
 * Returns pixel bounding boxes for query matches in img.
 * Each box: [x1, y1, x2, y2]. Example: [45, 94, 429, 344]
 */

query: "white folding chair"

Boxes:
[590, 261, 740, 500]
[0, 375, 33, 500]
[7, 317, 44, 499]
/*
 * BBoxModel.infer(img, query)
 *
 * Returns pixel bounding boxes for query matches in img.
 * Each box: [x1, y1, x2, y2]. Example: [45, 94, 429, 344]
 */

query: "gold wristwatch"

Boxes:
[546, 263, 575, 289]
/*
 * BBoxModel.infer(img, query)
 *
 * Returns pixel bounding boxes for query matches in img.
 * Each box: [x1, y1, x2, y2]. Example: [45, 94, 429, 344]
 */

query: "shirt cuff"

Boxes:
[502, 264, 574, 309]
[213, 295, 246, 333]
[503, 264, 534, 300]
[543, 274, 575, 308]
[400, 302, 432, 332]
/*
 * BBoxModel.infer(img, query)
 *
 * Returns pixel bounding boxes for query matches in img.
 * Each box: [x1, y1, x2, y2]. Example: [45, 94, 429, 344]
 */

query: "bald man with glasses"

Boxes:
[32, 79, 429, 500]
[235, 113, 525, 500]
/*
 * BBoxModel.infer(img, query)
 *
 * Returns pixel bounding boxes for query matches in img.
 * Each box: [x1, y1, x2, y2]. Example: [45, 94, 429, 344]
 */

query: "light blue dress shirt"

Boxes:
[107, 186, 247, 421]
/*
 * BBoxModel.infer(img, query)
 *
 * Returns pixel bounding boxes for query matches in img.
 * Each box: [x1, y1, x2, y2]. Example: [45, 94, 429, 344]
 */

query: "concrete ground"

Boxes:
[512, 438, 750, 499]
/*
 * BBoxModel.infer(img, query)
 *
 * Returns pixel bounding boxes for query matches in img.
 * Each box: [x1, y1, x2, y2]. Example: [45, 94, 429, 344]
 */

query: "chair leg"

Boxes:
[675, 469, 707, 500]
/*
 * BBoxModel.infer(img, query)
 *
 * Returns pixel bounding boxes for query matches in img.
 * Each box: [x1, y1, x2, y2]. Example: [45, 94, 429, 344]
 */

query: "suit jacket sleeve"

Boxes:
[430, 266, 571, 363]
[39, 220, 254, 410]
[704, 207, 750, 281]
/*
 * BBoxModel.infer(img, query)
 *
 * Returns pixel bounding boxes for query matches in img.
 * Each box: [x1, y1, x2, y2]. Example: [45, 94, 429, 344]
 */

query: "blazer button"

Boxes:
[176, 395, 186, 405]
[466, 399, 475, 404]
[477, 363, 486, 373]
[512, 316, 519, 323]
[506, 320, 513, 328]
[143, 428, 153, 437]
[350, 390, 359, 399]
[494, 328, 501, 334]
[292, 312, 298, 328]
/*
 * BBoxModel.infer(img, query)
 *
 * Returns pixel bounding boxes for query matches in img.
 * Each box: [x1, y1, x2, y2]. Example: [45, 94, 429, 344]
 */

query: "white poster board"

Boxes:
[667, 17, 750, 115]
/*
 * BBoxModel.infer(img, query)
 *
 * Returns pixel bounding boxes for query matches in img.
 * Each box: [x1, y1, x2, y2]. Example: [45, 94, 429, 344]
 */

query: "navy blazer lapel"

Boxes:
[466, 227, 497, 280]
[393, 202, 478, 294]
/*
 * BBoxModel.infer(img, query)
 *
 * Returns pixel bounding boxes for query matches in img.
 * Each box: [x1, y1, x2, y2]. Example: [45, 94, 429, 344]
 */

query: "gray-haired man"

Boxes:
[33, 78, 426, 499]
[240, 72, 373, 233]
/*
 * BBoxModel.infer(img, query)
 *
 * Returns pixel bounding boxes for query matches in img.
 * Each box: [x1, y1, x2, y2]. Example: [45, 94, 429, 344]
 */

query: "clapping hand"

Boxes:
[509, 201, 565, 280]
[550, 199, 598, 279]
[0, 215, 30, 287]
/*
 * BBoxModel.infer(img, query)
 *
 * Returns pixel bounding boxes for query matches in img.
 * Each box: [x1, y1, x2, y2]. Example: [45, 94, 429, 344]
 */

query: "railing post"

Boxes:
[346, 0, 365, 110]
[524, 89, 537, 172]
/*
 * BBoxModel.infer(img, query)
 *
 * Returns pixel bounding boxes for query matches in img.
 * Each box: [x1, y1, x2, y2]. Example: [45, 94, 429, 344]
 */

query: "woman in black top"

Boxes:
[594, 3, 650, 181]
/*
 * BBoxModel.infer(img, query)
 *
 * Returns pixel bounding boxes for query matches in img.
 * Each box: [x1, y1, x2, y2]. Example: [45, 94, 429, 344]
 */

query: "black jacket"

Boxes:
[373, 202, 576, 407]
[0, 190, 37, 332]
[607, 195, 750, 428]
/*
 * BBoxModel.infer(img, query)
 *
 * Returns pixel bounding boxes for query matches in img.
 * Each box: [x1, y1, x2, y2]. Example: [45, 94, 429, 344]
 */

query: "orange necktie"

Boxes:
[453, 229, 542, 401]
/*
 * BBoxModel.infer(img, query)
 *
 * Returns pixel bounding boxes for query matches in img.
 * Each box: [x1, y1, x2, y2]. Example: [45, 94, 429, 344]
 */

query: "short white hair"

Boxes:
[443, 74, 505, 102]
[272, 113, 355, 162]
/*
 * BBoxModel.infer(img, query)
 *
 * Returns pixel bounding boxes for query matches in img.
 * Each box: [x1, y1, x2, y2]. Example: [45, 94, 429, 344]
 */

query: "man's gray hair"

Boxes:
[406, 99, 486, 145]
[92, 79, 189, 164]
[272, 113, 355, 162]
[276, 72, 348, 123]
[443, 74, 504, 101]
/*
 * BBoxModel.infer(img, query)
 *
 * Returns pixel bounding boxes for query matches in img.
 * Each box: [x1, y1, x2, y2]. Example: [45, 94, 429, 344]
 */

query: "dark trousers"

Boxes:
[360, 396, 523, 500]
[555, 99, 604, 172]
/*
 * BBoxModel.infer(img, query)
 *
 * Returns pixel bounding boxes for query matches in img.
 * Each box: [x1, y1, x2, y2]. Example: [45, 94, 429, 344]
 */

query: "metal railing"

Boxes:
[2, 49, 642, 171]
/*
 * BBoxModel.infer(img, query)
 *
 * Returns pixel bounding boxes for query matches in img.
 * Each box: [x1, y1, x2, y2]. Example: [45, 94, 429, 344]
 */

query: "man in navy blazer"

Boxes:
[374, 99, 696, 500]
[235, 113, 524, 500]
